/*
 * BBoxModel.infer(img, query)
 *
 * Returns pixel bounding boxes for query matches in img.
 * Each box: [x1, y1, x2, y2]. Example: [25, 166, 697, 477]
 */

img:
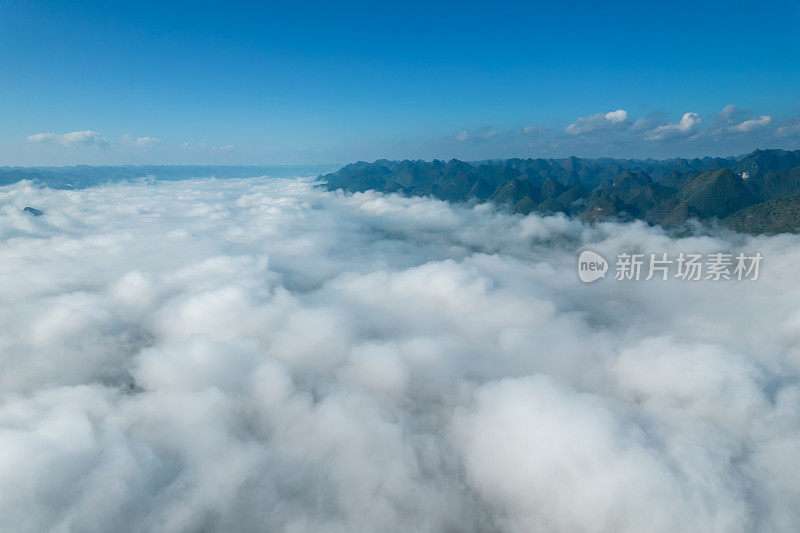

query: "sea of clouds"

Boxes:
[1, 176, 800, 532]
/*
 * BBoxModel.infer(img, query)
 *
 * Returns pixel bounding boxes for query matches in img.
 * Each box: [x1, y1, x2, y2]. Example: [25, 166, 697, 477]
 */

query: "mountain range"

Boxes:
[4, 152, 800, 235]
[321, 149, 800, 235]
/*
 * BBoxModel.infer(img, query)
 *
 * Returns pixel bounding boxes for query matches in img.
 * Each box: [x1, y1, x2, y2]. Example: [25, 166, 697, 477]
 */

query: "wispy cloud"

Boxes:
[776, 121, 800, 138]
[136, 136, 161, 148]
[120, 134, 162, 148]
[27, 130, 109, 148]
[28, 131, 165, 152]
[180, 142, 237, 152]
[730, 115, 772, 133]
[720, 104, 739, 119]
[454, 127, 497, 143]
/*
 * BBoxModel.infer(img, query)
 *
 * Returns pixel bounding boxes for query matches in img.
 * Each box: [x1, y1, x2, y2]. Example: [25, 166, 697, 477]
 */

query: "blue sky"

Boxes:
[1, 0, 799, 165]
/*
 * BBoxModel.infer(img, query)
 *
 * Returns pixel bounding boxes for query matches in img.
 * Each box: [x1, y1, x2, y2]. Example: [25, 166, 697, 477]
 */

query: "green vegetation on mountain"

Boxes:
[724, 191, 800, 235]
[321, 149, 800, 235]
[745, 165, 800, 201]
[678, 169, 757, 219]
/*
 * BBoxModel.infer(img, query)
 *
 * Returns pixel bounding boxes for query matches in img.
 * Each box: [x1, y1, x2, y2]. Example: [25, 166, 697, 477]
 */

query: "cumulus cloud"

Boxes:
[565, 109, 628, 135]
[27, 130, 109, 148]
[645, 112, 702, 140]
[1, 176, 800, 531]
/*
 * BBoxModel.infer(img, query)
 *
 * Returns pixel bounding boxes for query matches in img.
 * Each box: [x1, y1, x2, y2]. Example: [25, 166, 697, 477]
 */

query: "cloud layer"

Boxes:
[441, 105, 799, 161]
[1, 177, 800, 532]
[15, 104, 800, 165]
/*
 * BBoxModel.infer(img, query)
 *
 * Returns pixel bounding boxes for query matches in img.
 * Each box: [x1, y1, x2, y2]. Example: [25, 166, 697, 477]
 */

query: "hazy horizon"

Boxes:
[0, 145, 794, 171]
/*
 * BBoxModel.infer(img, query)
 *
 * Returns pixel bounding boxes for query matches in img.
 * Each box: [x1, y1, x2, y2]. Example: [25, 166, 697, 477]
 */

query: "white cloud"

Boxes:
[565, 109, 629, 135]
[645, 112, 701, 140]
[1, 176, 800, 531]
[179, 142, 236, 152]
[720, 104, 738, 119]
[776, 122, 800, 138]
[27, 130, 109, 148]
[135, 136, 161, 147]
[604, 109, 628, 123]
[712, 106, 773, 135]
[730, 115, 772, 133]
[440, 107, 791, 158]
[630, 117, 653, 131]
[121, 134, 162, 149]
[28, 131, 164, 152]
[454, 127, 497, 142]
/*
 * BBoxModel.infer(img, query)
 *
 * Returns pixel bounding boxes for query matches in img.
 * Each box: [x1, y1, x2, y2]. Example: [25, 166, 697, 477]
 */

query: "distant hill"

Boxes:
[320, 149, 800, 235]
[0, 164, 336, 189]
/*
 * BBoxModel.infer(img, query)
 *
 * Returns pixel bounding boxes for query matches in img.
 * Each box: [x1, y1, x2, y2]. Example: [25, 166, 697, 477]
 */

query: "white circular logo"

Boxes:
[577, 250, 608, 283]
